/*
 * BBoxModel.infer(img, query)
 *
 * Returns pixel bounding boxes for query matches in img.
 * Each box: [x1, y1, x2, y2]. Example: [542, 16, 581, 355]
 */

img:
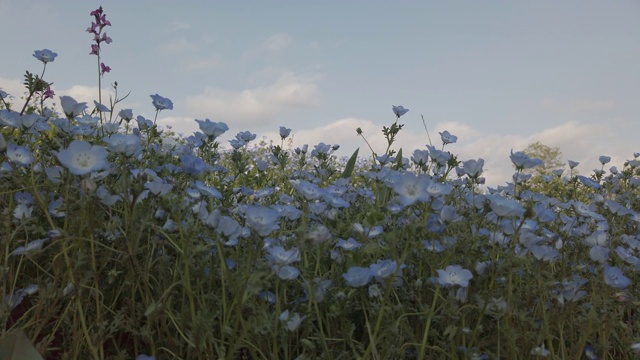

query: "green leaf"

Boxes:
[393, 148, 403, 170]
[0, 330, 44, 360]
[341, 147, 359, 179]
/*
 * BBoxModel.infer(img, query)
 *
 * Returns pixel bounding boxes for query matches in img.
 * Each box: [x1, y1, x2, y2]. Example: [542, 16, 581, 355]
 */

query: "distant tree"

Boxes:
[522, 141, 564, 176]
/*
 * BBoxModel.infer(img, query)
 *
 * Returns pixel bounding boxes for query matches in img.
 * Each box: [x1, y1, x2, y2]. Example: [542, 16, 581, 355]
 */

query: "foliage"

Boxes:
[2, 6, 640, 360]
[522, 141, 564, 176]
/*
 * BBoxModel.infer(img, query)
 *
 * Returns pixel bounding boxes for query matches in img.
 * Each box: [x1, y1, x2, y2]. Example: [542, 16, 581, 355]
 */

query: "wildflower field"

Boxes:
[1, 6, 640, 360]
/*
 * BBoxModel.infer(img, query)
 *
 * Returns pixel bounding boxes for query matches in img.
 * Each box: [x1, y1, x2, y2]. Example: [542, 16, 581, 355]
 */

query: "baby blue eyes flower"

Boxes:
[56, 140, 109, 175]
[195, 119, 228, 138]
[179, 154, 208, 175]
[510, 149, 543, 170]
[599, 155, 611, 165]
[266, 246, 300, 265]
[462, 159, 484, 179]
[439, 130, 458, 145]
[279, 310, 305, 331]
[103, 134, 142, 156]
[6, 144, 33, 167]
[33, 49, 58, 63]
[229, 139, 246, 149]
[393, 171, 429, 206]
[343, 266, 373, 287]
[60, 96, 88, 119]
[369, 259, 398, 279]
[487, 194, 525, 218]
[136, 355, 156, 360]
[603, 265, 630, 289]
[150, 94, 173, 111]
[11, 238, 47, 256]
[236, 131, 257, 142]
[279, 126, 292, 139]
[530, 343, 550, 357]
[118, 109, 134, 121]
[93, 100, 110, 113]
[336, 238, 362, 251]
[275, 265, 300, 280]
[243, 205, 280, 236]
[436, 265, 473, 288]
[392, 105, 409, 118]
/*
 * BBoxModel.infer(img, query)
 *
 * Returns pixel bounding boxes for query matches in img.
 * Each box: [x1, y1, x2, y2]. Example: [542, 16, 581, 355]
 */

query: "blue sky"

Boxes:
[1, 0, 639, 185]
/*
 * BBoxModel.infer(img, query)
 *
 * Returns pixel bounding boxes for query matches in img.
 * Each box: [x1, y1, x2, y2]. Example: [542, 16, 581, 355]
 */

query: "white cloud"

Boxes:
[261, 118, 636, 187]
[186, 57, 219, 71]
[263, 33, 292, 52]
[184, 72, 320, 127]
[0, 77, 26, 101]
[541, 98, 615, 113]
[157, 37, 199, 54]
[168, 21, 191, 32]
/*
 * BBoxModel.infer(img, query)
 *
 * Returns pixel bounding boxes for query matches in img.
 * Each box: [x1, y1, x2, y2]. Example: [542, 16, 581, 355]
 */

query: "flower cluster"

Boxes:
[87, 6, 112, 75]
[3, 6, 640, 359]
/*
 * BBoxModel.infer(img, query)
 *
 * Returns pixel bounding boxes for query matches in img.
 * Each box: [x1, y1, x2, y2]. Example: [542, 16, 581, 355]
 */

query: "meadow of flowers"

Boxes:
[2, 6, 640, 360]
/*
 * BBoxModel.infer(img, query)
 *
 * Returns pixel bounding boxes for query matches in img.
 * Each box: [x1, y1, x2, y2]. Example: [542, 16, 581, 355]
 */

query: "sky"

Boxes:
[1, 0, 639, 186]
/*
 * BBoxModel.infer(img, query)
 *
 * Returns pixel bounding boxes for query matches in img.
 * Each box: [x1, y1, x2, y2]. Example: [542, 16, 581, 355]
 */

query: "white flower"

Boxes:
[530, 343, 550, 357]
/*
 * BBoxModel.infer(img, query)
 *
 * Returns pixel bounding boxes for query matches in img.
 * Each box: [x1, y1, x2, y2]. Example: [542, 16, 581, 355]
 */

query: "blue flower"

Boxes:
[393, 171, 430, 206]
[510, 149, 543, 170]
[56, 140, 109, 175]
[136, 115, 153, 130]
[195, 119, 228, 138]
[258, 291, 276, 304]
[103, 134, 142, 156]
[243, 205, 280, 236]
[6, 144, 33, 167]
[265, 246, 300, 266]
[93, 100, 110, 113]
[118, 109, 134, 121]
[11, 238, 47, 256]
[436, 265, 473, 287]
[275, 265, 300, 280]
[136, 355, 156, 360]
[0, 109, 19, 128]
[598, 155, 611, 165]
[279, 126, 292, 139]
[342, 266, 373, 287]
[462, 159, 484, 179]
[487, 194, 525, 218]
[60, 96, 88, 119]
[33, 49, 58, 63]
[439, 130, 458, 145]
[369, 259, 399, 279]
[150, 94, 173, 111]
[279, 310, 305, 331]
[179, 154, 208, 175]
[583, 344, 597, 360]
[236, 131, 257, 142]
[603, 265, 631, 289]
[229, 139, 246, 149]
[392, 105, 409, 118]
[336, 238, 362, 251]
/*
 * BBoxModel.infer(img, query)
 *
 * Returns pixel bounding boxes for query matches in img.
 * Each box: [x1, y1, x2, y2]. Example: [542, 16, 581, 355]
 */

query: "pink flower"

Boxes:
[86, 22, 98, 34]
[100, 33, 112, 44]
[90, 44, 100, 55]
[43, 86, 55, 100]
[99, 15, 111, 28]
[100, 63, 111, 75]
[90, 6, 103, 18]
